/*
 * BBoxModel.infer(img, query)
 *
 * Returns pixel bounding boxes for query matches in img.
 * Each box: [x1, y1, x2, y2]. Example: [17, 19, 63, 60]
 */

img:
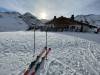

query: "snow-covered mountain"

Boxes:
[0, 12, 45, 32]
[0, 12, 28, 31]
[22, 12, 44, 26]
[40, 19, 49, 23]
[75, 14, 100, 27]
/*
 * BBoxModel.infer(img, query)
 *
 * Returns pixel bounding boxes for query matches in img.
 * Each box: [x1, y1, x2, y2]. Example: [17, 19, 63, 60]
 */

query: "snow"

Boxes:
[22, 12, 44, 26]
[0, 31, 100, 75]
[0, 12, 45, 32]
[40, 19, 49, 23]
[75, 14, 100, 27]
[0, 12, 28, 32]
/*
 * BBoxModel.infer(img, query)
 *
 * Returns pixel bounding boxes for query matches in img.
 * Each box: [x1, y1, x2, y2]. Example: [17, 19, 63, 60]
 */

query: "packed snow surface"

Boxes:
[0, 31, 100, 75]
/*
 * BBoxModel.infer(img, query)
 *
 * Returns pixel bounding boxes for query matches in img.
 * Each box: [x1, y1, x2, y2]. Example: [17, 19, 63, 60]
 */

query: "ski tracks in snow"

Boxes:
[0, 32, 100, 75]
[45, 33, 100, 75]
[47, 59, 83, 75]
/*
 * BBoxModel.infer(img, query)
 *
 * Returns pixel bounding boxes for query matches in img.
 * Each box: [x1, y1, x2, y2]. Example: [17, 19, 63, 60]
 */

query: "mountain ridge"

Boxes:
[75, 14, 100, 27]
[0, 12, 28, 31]
[0, 10, 100, 32]
[0, 12, 44, 31]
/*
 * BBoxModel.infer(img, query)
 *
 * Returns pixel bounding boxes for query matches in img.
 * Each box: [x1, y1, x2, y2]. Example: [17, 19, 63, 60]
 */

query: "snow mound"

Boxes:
[0, 32, 100, 75]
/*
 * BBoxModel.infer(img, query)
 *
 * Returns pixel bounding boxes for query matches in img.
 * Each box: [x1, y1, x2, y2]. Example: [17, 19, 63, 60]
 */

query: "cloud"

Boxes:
[0, 0, 99, 19]
[0, 7, 13, 12]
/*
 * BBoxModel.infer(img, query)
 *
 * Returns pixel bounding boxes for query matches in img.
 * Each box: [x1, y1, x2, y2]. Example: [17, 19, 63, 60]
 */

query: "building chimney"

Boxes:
[54, 16, 56, 19]
[71, 15, 74, 20]
[61, 16, 63, 17]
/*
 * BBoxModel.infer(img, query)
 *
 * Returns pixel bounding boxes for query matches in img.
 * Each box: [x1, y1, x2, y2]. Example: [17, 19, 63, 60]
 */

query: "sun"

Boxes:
[40, 12, 47, 19]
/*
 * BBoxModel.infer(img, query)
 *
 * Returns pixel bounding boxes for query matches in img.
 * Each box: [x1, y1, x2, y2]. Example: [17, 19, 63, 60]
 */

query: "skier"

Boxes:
[94, 28, 98, 34]
[97, 28, 100, 32]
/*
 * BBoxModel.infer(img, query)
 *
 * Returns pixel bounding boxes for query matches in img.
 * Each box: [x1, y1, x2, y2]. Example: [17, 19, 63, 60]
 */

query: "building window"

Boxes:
[70, 26, 75, 31]
[71, 26, 75, 29]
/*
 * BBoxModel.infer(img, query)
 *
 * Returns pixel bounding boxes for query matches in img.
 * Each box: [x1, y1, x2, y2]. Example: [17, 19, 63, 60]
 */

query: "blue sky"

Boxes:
[0, 0, 100, 19]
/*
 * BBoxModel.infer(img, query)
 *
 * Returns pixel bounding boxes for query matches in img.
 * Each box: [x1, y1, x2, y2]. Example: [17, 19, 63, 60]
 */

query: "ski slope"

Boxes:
[0, 31, 100, 75]
[0, 12, 28, 31]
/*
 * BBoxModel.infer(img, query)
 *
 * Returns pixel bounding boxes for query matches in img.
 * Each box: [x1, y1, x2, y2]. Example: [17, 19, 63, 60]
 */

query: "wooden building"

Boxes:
[45, 16, 97, 32]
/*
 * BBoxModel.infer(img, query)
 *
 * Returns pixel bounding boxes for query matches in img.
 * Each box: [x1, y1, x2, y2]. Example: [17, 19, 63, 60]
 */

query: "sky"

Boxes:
[0, 0, 100, 19]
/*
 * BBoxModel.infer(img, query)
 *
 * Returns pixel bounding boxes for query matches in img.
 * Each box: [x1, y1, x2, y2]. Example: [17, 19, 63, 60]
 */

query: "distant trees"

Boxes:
[26, 24, 38, 31]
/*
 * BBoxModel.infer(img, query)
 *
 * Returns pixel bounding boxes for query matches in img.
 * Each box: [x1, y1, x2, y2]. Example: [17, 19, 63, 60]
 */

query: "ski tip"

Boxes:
[23, 69, 29, 75]
[49, 48, 51, 50]
[44, 47, 47, 49]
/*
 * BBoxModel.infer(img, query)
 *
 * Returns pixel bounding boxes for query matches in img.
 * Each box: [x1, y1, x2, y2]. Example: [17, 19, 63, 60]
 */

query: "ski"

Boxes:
[23, 47, 47, 75]
[31, 48, 51, 75]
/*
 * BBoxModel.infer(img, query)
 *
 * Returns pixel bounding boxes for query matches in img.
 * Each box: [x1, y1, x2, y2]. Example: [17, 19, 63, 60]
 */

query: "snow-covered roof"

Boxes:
[46, 16, 97, 28]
